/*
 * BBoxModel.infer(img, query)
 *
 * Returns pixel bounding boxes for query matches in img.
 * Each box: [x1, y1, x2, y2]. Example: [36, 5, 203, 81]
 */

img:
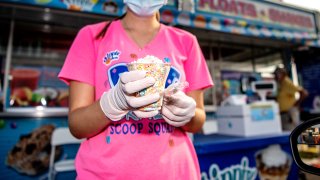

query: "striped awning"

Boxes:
[1, 0, 319, 46]
[160, 0, 319, 46]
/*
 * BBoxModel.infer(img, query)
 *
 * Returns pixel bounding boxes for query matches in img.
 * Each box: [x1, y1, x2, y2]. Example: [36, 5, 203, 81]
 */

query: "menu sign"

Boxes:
[296, 56, 320, 113]
[197, 0, 316, 31]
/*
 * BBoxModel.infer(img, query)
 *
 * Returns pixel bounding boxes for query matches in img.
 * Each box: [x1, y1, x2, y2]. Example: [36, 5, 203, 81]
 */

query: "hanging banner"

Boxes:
[196, 0, 316, 32]
[0, 0, 175, 15]
[160, 0, 318, 42]
[0, 0, 126, 16]
[1, 0, 318, 42]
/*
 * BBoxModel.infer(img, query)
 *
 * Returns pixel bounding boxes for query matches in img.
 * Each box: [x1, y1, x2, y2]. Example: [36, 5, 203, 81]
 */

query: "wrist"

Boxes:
[100, 91, 127, 121]
[182, 108, 205, 133]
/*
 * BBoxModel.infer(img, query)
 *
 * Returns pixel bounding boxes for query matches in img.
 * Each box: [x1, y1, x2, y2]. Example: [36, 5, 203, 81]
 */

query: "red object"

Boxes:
[161, 10, 174, 24]
[11, 69, 40, 91]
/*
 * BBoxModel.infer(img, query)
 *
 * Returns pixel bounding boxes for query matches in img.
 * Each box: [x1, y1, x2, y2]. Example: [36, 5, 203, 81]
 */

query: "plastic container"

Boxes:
[10, 69, 40, 91]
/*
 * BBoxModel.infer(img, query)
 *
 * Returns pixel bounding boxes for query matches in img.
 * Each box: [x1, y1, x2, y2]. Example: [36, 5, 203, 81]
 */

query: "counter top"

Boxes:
[193, 132, 291, 154]
[0, 107, 68, 118]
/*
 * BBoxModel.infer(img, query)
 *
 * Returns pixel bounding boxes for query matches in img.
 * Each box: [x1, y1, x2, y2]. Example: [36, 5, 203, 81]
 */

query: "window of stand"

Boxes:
[7, 20, 74, 110]
[201, 43, 283, 112]
[0, 5, 108, 113]
[4, 6, 274, 114]
[202, 44, 246, 112]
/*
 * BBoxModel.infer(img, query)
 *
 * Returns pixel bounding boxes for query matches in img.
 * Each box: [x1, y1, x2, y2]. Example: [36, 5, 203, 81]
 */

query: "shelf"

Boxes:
[1, 49, 67, 66]
[12, 58, 65, 67]
[12, 52, 66, 59]
[0, 107, 68, 118]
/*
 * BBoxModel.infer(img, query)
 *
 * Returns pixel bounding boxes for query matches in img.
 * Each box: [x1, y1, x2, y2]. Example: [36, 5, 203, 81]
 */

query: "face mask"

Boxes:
[124, 0, 167, 17]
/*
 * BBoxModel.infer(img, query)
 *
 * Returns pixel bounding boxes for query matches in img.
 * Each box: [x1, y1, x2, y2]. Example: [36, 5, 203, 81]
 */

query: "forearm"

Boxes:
[69, 100, 111, 139]
[294, 90, 308, 106]
[182, 107, 206, 133]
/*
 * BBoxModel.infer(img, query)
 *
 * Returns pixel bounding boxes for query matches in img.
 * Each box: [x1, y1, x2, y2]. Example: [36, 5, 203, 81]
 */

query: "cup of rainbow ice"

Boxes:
[127, 55, 171, 111]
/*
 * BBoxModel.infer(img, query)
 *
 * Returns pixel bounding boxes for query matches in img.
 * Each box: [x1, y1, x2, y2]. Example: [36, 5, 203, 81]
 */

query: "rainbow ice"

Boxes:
[127, 55, 170, 111]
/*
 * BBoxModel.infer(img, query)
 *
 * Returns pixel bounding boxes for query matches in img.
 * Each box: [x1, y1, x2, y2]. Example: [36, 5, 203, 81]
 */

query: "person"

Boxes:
[274, 66, 308, 131]
[58, 0, 213, 179]
[303, 131, 315, 144]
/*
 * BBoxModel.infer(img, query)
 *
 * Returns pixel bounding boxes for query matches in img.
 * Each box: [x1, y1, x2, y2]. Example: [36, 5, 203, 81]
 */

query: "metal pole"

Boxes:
[218, 43, 222, 106]
[209, 43, 215, 109]
[251, 46, 256, 72]
[290, 56, 301, 100]
[291, 56, 299, 86]
[3, 20, 15, 111]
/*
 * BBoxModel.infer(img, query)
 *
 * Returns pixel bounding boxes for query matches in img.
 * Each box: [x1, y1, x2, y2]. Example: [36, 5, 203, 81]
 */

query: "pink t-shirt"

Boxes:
[59, 20, 213, 180]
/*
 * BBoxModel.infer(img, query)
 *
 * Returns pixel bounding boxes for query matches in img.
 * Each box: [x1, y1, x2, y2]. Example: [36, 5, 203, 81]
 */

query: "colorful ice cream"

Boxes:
[255, 144, 292, 180]
[127, 55, 170, 111]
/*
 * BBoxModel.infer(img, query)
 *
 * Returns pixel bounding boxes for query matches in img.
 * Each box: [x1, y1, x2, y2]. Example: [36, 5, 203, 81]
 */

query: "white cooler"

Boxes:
[217, 101, 282, 137]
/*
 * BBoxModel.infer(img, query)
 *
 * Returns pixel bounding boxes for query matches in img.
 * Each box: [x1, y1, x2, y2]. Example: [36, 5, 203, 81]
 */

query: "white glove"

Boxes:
[100, 70, 160, 121]
[161, 90, 196, 127]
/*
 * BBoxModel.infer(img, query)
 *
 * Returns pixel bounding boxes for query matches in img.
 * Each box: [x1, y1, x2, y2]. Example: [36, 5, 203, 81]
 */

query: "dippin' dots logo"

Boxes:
[201, 157, 257, 180]
[103, 50, 121, 65]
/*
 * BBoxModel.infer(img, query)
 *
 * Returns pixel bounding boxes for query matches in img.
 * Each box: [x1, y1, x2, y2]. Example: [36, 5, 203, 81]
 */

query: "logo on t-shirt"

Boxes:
[107, 63, 181, 88]
[103, 50, 121, 65]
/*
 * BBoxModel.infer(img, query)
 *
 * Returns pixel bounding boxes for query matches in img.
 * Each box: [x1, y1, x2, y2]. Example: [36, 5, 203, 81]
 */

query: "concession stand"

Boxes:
[0, 0, 319, 179]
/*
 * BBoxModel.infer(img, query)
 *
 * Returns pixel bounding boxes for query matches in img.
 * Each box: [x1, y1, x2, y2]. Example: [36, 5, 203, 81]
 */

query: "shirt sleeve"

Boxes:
[183, 35, 214, 92]
[58, 26, 96, 86]
[284, 77, 302, 94]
